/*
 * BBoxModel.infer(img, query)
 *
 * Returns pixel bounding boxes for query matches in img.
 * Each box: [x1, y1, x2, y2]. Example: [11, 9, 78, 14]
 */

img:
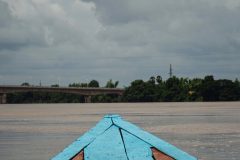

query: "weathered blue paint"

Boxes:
[51, 117, 113, 160]
[121, 130, 153, 160]
[113, 117, 197, 160]
[51, 114, 198, 160]
[85, 126, 128, 160]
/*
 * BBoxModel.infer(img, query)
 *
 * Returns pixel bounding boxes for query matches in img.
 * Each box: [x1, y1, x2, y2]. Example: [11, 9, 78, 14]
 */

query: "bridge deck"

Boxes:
[0, 85, 124, 103]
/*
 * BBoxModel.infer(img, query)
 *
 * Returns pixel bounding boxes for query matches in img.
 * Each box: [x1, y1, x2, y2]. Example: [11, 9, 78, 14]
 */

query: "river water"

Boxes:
[0, 102, 239, 160]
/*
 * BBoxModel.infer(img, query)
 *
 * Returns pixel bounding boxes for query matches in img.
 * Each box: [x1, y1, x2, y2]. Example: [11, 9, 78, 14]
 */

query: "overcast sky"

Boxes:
[0, 0, 239, 86]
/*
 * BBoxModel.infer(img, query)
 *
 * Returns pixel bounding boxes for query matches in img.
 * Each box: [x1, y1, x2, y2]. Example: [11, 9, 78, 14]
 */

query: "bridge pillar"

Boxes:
[0, 93, 7, 104]
[84, 96, 91, 103]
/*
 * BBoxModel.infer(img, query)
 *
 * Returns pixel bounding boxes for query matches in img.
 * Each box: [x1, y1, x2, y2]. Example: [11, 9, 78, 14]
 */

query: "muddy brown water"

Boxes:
[0, 102, 239, 160]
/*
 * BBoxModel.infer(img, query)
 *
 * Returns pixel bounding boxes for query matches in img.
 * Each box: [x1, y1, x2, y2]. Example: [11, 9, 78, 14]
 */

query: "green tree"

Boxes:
[148, 76, 156, 84]
[216, 79, 239, 101]
[188, 78, 203, 101]
[156, 75, 162, 84]
[88, 80, 99, 88]
[69, 82, 88, 87]
[69, 83, 81, 87]
[105, 79, 119, 88]
[51, 84, 59, 87]
[163, 76, 188, 101]
[200, 75, 219, 101]
[123, 79, 158, 102]
[122, 80, 146, 102]
[21, 82, 30, 86]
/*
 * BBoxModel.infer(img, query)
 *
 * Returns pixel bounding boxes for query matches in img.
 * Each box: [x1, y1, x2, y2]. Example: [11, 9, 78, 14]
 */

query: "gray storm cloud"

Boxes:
[0, 0, 239, 86]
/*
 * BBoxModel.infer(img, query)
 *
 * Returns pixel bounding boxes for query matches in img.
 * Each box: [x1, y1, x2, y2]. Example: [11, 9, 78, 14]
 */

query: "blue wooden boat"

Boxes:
[51, 114, 197, 160]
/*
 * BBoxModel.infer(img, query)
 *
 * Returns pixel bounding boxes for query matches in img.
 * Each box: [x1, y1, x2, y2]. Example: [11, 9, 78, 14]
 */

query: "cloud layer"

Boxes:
[0, 0, 239, 86]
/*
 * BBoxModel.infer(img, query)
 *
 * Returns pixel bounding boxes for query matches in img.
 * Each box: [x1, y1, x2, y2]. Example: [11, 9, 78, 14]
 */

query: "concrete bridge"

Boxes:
[0, 85, 124, 103]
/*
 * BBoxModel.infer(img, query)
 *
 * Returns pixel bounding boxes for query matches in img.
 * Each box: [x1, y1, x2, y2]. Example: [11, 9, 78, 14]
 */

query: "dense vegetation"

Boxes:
[7, 76, 240, 103]
[122, 75, 240, 102]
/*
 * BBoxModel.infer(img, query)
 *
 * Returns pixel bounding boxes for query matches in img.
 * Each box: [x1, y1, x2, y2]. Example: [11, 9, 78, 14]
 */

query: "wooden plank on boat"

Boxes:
[121, 129, 153, 160]
[113, 116, 197, 160]
[52, 117, 113, 160]
[151, 147, 175, 160]
[84, 125, 128, 160]
[52, 114, 197, 160]
[71, 150, 84, 160]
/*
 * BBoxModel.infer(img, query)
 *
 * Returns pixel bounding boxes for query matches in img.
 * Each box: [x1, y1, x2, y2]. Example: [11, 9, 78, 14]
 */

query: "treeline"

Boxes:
[7, 75, 240, 103]
[122, 75, 240, 102]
